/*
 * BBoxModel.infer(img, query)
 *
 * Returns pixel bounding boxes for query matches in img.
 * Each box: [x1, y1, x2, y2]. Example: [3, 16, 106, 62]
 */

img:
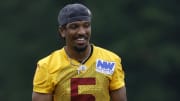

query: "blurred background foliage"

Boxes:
[0, 0, 179, 101]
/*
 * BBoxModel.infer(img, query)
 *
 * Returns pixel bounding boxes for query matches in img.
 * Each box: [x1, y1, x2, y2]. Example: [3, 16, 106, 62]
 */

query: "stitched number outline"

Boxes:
[71, 78, 96, 101]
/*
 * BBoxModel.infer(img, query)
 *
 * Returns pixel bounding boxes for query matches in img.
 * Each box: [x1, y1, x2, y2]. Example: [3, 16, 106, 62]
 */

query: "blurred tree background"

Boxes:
[0, 0, 179, 101]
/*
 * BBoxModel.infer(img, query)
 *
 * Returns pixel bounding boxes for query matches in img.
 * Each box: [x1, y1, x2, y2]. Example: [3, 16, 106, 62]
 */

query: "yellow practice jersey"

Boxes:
[33, 45, 125, 101]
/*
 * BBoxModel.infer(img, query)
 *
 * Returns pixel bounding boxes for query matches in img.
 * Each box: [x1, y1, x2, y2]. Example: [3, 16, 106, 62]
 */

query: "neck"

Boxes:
[65, 45, 91, 62]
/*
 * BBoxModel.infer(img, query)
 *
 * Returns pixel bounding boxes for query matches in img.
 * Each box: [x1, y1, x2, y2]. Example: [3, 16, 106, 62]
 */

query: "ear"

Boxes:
[58, 27, 65, 38]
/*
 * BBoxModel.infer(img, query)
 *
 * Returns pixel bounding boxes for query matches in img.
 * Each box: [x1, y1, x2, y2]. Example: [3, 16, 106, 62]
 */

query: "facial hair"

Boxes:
[73, 45, 88, 53]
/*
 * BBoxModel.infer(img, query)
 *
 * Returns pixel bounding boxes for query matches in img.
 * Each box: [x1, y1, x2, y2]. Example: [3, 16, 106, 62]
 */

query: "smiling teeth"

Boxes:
[77, 38, 85, 40]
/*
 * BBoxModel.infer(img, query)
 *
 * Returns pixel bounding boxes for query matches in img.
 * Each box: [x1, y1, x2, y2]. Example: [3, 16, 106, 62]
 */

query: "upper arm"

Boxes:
[32, 92, 53, 101]
[110, 86, 127, 101]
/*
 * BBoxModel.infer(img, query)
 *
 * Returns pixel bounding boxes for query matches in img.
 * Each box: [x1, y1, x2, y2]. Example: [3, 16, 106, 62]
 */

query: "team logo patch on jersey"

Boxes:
[96, 59, 115, 75]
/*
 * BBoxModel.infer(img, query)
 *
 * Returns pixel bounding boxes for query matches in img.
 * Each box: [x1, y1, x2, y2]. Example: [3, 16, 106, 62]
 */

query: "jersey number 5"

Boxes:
[71, 78, 96, 101]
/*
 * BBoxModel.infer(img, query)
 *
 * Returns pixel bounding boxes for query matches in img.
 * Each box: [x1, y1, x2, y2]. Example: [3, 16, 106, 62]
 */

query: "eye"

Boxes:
[67, 24, 79, 30]
[83, 22, 90, 28]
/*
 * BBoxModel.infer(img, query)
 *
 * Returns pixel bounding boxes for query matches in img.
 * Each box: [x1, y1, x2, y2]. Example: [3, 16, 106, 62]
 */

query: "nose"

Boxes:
[77, 26, 86, 34]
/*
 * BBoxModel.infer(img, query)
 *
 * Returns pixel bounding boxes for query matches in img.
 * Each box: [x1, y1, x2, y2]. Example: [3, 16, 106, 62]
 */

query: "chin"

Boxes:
[74, 45, 88, 52]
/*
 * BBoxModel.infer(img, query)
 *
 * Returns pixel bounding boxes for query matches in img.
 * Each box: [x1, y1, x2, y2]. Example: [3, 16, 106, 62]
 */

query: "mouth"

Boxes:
[72, 36, 89, 51]
[75, 37, 87, 44]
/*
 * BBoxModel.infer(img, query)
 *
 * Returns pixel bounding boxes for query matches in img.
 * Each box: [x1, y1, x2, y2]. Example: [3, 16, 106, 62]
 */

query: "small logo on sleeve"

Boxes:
[96, 59, 115, 75]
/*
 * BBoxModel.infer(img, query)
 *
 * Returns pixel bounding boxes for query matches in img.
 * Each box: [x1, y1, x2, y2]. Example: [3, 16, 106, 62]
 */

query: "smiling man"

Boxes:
[32, 3, 127, 101]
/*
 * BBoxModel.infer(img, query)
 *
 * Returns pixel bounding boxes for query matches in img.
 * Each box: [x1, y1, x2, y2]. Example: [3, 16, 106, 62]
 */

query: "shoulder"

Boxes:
[93, 45, 121, 61]
[38, 49, 63, 64]
[36, 48, 65, 73]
